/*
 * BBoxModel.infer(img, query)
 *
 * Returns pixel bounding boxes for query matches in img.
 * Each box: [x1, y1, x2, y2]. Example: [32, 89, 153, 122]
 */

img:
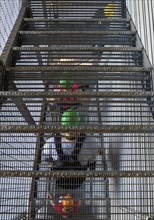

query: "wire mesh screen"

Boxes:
[0, 0, 154, 220]
[0, 0, 22, 55]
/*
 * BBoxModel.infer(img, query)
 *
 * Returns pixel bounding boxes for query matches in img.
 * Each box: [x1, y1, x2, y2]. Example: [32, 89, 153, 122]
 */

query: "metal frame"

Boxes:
[0, 0, 154, 219]
[0, 0, 27, 68]
[126, 8, 154, 119]
[0, 0, 42, 125]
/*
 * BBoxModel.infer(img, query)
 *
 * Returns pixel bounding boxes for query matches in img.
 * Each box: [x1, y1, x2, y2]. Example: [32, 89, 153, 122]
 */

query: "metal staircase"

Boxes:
[0, 0, 154, 219]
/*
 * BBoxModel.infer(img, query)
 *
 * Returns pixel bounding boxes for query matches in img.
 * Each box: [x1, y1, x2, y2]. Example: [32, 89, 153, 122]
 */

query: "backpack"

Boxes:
[54, 133, 87, 189]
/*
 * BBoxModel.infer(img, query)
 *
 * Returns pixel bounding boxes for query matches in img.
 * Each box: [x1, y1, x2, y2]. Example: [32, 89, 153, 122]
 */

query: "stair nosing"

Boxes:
[6, 66, 151, 72]
[18, 30, 136, 35]
[1, 90, 154, 98]
[23, 18, 129, 22]
[12, 46, 142, 52]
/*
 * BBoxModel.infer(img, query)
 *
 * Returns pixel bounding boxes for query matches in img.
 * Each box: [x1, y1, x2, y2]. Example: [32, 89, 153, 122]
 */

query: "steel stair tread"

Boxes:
[6, 66, 150, 72]
[0, 124, 154, 133]
[12, 46, 142, 52]
[1, 90, 153, 97]
[23, 18, 129, 22]
[18, 30, 136, 35]
[0, 170, 154, 178]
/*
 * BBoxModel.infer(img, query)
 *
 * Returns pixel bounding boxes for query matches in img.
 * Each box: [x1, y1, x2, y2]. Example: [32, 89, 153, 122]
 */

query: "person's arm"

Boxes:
[42, 139, 51, 155]
[48, 193, 56, 207]
[77, 199, 81, 206]
[47, 88, 60, 105]
[49, 196, 68, 218]
[72, 199, 81, 214]
[43, 137, 58, 161]
[79, 84, 89, 90]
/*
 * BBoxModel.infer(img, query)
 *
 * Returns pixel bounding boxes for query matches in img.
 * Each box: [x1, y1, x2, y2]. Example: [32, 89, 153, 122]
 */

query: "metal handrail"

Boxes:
[126, 0, 154, 70]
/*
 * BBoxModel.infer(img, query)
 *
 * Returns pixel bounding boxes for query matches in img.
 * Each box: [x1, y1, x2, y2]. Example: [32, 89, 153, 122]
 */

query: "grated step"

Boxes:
[18, 30, 135, 35]
[18, 30, 136, 46]
[12, 46, 141, 52]
[23, 18, 129, 22]
[6, 66, 150, 73]
[23, 18, 130, 31]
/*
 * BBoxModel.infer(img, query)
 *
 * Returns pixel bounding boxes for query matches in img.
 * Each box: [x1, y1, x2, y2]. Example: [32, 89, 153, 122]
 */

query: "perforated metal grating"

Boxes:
[0, 0, 154, 219]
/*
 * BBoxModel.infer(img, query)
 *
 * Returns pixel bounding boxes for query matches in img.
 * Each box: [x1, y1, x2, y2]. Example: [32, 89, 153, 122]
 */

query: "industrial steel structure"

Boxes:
[0, 0, 154, 219]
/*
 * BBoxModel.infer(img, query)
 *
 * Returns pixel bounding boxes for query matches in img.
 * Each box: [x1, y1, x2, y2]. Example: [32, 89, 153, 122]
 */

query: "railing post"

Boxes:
[122, 0, 127, 18]
[0, 60, 4, 91]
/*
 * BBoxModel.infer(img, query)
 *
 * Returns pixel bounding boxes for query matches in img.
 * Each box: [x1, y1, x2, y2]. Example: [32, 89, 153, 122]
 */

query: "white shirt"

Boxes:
[43, 135, 101, 166]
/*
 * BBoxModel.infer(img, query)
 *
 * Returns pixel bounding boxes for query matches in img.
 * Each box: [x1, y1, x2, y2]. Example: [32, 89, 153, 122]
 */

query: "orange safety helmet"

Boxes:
[61, 194, 74, 210]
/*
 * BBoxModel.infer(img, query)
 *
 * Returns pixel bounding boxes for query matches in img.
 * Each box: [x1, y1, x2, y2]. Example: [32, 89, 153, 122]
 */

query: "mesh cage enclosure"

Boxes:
[0, 0, 154, 220]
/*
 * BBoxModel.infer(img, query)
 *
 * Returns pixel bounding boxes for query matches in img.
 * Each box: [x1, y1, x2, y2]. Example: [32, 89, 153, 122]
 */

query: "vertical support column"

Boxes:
[28, 99, 47, 219]
[0, 60, 4, 91]
[0, 61, 4, 108]
[122, 0, 127, 18]
[52, 0, 59, 18]
[28, 134, 45, 220]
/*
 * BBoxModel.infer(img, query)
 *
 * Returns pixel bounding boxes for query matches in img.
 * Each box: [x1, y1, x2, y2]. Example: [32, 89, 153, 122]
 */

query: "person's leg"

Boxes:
[87, 161, 96, 170]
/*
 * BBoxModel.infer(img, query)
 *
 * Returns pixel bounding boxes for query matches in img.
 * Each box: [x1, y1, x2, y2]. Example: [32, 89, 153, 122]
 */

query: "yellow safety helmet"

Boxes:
[104, 4, 115, 17]
[62, 194, 74, 210]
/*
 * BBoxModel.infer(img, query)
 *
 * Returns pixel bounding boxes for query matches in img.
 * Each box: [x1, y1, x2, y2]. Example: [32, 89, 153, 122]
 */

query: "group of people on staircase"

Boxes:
[42, 74, 102, 218]
[43, 75, 102, 172]
[42, 3, 115, 218]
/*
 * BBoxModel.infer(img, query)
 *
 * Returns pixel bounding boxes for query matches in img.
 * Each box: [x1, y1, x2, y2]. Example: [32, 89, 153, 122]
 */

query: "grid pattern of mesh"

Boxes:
[0, 0, 154, 219]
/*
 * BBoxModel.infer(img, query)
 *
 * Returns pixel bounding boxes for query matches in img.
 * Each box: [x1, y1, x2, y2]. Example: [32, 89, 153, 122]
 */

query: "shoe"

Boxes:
[46, 158, 64, 169]
[45, 157, 54, 164]
[97, 148, 105, 155]
[45, 157, 53, 162]
[88, 161, 96, 170]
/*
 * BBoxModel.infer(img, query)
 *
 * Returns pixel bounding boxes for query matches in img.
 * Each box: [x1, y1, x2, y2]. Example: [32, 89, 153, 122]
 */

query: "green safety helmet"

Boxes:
[61, 109, 80, 126]
[59, 79, 75, 89]
[59, 72, 75, 89]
